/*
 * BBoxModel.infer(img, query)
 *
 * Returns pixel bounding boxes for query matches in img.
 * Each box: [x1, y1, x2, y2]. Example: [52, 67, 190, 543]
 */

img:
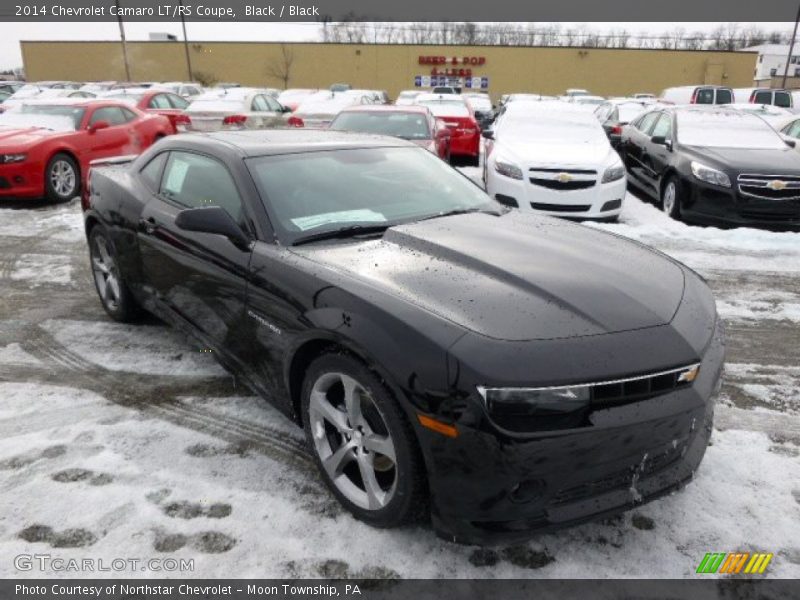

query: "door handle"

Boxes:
[139, 216, 156, 234]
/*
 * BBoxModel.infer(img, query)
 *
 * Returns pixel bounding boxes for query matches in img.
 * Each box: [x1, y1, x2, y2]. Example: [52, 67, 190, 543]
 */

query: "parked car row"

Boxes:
[4, 75, 800, 231]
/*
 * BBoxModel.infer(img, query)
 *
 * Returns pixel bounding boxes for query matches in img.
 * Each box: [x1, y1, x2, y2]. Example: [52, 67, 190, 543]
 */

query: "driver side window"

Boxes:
[636, 112, 660, 135]
[160, 151, 246, 228]
[650, 114, 673, 140]
[89, 106, 126, 126]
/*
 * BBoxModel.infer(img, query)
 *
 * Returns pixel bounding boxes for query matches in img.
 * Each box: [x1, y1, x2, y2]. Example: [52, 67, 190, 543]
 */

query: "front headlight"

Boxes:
[691, 161, 731, 188]
[1, 153, 26, 164]
[494, 158, 523, 180]
[477, 385, 590, 420]
[601, 163, 625, 183]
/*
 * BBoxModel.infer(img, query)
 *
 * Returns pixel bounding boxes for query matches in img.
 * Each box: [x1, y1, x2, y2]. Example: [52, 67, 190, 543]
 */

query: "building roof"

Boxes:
[741, 44, 791, 55]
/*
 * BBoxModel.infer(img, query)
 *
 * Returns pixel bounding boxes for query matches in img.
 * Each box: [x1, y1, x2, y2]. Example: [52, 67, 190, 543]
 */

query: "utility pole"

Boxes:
[115, 0, 131, 82]
[180, 0, 194, 81]
[782, 2, 800, 89]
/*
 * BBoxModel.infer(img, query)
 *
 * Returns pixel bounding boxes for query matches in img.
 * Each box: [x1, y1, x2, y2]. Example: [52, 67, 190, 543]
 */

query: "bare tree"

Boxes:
[265, 44, 294, 89]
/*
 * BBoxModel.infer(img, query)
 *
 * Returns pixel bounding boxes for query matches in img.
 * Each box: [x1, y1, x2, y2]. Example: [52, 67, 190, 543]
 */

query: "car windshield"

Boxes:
[417, 101, 469, 117]
[499, 113, 606, 144]
[677, 111, 786, 149]
[0, 105, 85, 130]
[617, 103, 646, 123]
[330, 112, 431, 139]
[248, 147, 494, 242]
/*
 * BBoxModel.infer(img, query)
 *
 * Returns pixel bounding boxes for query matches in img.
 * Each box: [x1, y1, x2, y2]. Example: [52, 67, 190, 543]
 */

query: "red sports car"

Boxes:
[101, 87, 191, 134]
[414, 93, 481, 166]
[328, 104, 451, 160]
[0, 98, 172, 202]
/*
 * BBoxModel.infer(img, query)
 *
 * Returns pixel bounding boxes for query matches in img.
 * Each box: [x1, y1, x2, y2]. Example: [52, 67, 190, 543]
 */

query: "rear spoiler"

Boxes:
[88, 154, 138, 169]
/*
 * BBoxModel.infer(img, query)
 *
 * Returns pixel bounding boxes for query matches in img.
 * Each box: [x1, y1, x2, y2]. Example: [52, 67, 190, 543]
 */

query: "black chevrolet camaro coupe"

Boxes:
[83, 130, 724, 544]
[621, 105, 800, 229]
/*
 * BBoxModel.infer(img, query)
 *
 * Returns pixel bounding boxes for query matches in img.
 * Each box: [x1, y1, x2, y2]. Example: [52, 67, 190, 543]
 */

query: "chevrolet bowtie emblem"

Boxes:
[767, 180, 787, 191]
[556, 172, 573, 183]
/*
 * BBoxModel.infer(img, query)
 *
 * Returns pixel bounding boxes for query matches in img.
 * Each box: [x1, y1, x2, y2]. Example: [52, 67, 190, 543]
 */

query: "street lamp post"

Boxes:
[115, 0, 131, 82]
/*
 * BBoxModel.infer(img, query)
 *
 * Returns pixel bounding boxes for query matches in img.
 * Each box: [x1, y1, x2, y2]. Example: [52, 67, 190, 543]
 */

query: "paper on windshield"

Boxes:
[291, 209, 386, 231]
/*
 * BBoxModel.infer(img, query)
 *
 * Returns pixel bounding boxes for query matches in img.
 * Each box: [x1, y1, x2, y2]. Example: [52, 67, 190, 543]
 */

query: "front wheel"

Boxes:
[45, 153, 79, 203]
[661, 176, 682, 221]
[301, 353, 426, 527]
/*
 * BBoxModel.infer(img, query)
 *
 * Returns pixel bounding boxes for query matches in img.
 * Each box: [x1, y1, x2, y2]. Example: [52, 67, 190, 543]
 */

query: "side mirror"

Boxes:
[174, 206, 251, 250]
[481, 129, 495, 140]
[88, 120, 110, 134]
[651, 135, 673, 151]
[281, 105, 292, 113]
[783, 137, 797, 148]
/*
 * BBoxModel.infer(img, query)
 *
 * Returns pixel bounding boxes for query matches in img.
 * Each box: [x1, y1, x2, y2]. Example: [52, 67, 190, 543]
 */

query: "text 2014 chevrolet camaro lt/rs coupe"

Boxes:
[83, 130, 724, 544]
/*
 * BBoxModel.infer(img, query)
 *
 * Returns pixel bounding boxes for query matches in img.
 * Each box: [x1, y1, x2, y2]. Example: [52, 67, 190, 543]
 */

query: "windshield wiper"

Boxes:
[418, 207, 501, 222]
[292, 224, 390, 246]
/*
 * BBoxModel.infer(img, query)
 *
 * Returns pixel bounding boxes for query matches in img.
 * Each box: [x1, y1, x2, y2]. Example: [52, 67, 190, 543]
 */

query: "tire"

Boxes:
[661, 176, 682, 221]
[45, 153, 80, 203]
[88, 225, 141, 322]
[301, 352, 426, 528]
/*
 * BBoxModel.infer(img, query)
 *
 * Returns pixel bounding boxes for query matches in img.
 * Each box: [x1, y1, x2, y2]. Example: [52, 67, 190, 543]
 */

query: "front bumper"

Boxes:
[682, 177, 800, 230]
[0, 161, 45, 198]
[487, 168, 626, 220]
[421, 317, 725, 546]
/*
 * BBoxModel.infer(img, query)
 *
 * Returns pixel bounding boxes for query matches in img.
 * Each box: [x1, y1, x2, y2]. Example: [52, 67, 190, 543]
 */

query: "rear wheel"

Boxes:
[45, 153, 79, 203]
[661, 176, 682, 221]
[89, 225, 141, 322]
[301, 353, 426, 527]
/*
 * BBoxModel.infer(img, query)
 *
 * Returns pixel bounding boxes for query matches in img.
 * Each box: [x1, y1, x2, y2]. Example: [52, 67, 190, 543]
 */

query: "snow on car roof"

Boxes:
[676, 108, 787, 149]
[294, 92, 370, 115]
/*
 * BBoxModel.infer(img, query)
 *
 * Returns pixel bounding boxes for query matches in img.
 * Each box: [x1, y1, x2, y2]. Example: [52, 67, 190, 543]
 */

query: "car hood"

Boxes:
[498, 136, 613, 168]
[291, 211, 685, 341]
[685, 145, 800, 173]
[0, 126, 63, 148]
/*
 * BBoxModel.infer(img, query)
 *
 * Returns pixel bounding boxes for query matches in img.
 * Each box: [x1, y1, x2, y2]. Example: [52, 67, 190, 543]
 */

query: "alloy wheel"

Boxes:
[91, 235, 122, 312]
[50, 160, 77, 198]
[663, 181, 676, 216]
[308, 372, 398, 511]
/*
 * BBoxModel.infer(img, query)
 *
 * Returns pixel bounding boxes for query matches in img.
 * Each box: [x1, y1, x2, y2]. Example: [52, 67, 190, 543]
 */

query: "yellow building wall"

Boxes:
[21, 41, 756, 101]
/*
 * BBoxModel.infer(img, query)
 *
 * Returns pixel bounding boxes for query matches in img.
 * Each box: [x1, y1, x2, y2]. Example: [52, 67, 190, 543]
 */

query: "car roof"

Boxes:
[170, 129, 416, 157]
[12, 97, 125, 107]
[338, 104, 429, 114]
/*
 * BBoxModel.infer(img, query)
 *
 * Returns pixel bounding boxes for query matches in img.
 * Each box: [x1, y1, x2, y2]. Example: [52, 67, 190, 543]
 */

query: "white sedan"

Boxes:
[184, 87, 289, 132]
[484, 101, 626, 221]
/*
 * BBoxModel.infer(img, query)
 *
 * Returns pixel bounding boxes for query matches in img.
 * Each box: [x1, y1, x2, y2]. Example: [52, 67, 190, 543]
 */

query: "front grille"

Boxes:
[739, 209, 800, 222]
[483, 364, 700, 433]
[531, 202, 591, 213]
[738, 173, 800, 200]
[529, 167, 597, 191]
[530, 178, 596, 191]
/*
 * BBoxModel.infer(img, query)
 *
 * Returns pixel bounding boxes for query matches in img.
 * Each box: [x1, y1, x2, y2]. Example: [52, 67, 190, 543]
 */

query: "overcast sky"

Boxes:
[0, 21, 794, 71]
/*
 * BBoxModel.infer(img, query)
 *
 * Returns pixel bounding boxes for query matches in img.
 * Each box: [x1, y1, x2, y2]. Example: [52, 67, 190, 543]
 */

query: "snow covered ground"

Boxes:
[0, 191, 798, 579]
